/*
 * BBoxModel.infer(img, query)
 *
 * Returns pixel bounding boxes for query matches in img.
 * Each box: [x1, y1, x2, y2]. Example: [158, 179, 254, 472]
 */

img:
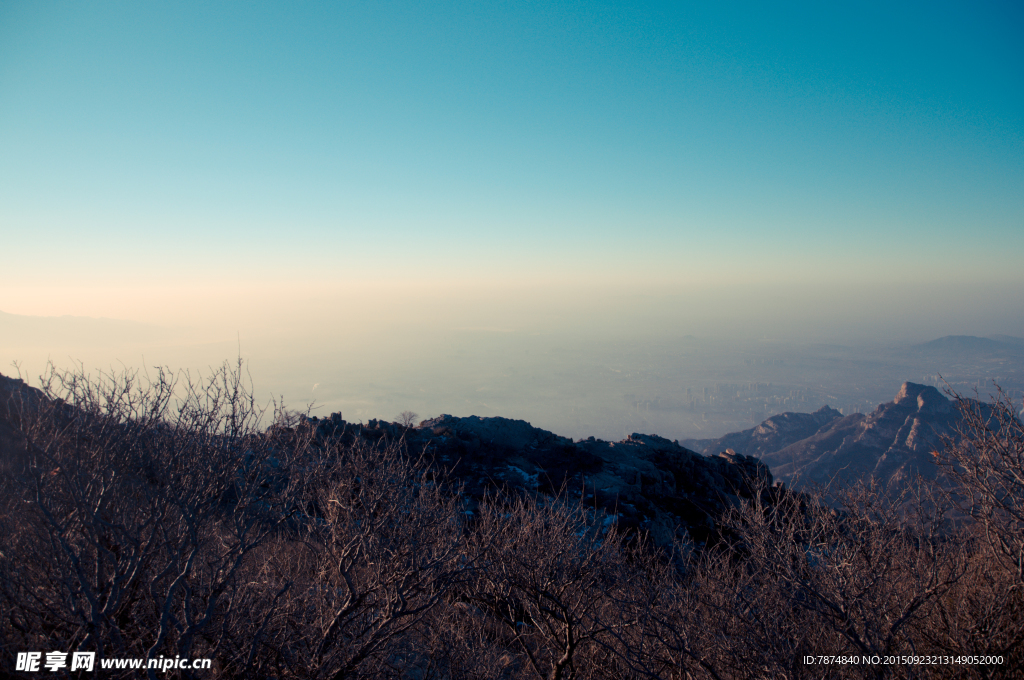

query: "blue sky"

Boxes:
[1, 0, 1022, 335]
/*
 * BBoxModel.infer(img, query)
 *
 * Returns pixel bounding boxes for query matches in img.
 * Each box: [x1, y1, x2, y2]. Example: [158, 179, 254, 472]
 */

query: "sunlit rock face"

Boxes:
[682, 405, 843, 461]
[689, 382, 966, 490]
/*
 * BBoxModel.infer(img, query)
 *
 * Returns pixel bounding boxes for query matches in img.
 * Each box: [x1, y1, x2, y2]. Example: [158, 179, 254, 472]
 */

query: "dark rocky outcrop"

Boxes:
[0, 371, 774, 549]
[301, 412, 773, 547]
[0, 372, 44, 477]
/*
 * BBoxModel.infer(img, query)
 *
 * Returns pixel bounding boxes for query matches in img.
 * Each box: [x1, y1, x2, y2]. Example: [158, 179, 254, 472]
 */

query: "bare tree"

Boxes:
[662, 479, 970, 680]
[241, 440, 469, 679]
[5, 363, 1023, 680]
[462, 495, 638, 680]
[0, 360, 302, 679]
[928, 385, 1024, 674]
[936, 385, 1024, 583]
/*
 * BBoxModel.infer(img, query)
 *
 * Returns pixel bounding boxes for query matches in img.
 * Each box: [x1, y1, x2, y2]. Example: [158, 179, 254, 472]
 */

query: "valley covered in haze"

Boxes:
[3, 308, 1022, 444]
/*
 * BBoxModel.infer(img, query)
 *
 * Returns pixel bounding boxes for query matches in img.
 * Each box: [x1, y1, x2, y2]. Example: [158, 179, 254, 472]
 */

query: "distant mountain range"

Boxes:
[2, 339, 1015, 542]
[684, 382, 963, 489]
[912, 334, 1024, 357]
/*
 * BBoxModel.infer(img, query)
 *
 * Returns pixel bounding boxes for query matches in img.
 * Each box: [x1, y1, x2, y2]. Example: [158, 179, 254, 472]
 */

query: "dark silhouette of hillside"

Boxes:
[274, 411, 772, 548]
[1, 364, 1021, 679]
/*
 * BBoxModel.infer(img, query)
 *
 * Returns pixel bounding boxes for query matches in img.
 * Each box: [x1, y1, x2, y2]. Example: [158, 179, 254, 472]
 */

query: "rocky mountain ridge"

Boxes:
[686, 381, 965, 489]
[1, 371, 981, 537]
[303, 411, 773, 546]
[682, 404, 844, 462]
[0, 371, 774, 549]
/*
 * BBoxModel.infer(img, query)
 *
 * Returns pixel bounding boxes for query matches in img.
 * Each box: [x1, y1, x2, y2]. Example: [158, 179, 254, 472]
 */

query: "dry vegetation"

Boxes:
[1, 363, 1022, 679]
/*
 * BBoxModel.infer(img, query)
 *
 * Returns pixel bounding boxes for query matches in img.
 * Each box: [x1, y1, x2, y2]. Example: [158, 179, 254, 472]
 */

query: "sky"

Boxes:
[1, 1, 1023, 431]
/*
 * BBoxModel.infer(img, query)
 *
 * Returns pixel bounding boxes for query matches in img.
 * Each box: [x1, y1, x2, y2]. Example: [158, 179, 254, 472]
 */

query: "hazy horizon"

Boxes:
[3, 1, 1022, 439]
[4, 305, 1023, 442]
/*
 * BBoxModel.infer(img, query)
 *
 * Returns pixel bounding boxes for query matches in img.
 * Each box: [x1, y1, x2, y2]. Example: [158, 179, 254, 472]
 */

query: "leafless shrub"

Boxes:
[927, 385, 1024, 675]
[666, 479, 969, 680]
[460, 495, 638, 680]
[238, 440, 469, 679]
[3, 365, 1023, 680]
[411, 601, 525, 680]
[0, 359, 301, 679]
[936, 385, 1024, 583]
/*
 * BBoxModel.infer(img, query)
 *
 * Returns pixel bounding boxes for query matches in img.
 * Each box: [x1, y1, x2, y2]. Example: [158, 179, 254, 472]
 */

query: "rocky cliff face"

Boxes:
[693, 382, 961, 489]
